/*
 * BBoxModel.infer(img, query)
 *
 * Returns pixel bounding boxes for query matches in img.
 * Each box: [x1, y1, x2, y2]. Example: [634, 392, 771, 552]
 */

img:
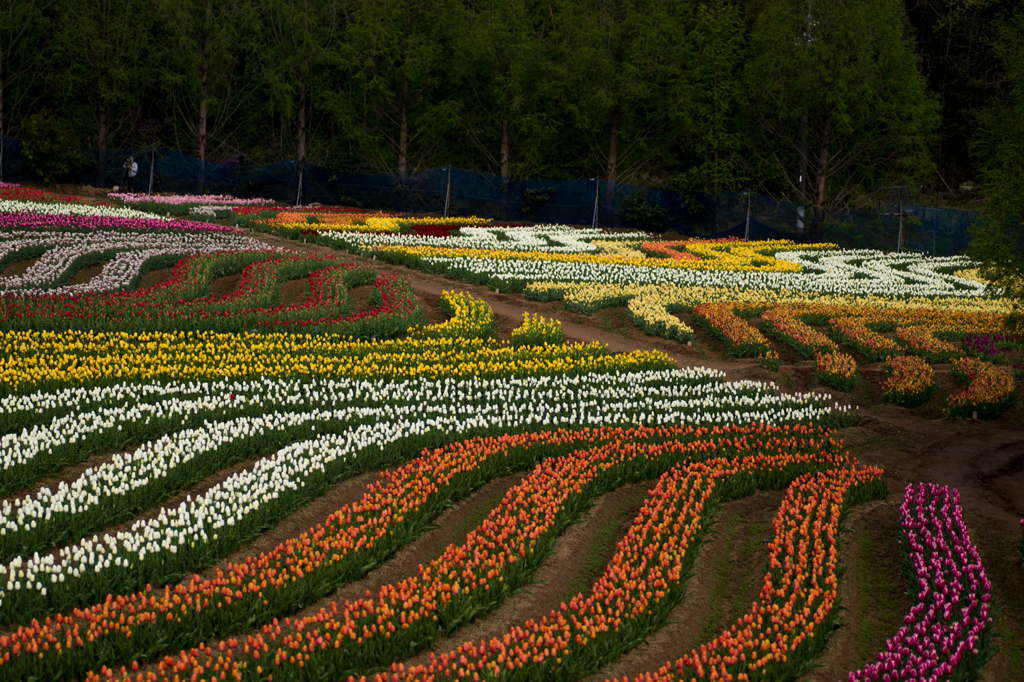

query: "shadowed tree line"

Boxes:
[0, 0, 1020, 241]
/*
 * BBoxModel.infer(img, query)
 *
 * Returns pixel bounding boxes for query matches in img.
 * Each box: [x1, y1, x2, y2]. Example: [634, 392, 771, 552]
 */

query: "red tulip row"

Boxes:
[0, 251, 424, 336]
[640, 241, 702, 261]
[87, 425, 865, 682]
[693, 304, 772, 358]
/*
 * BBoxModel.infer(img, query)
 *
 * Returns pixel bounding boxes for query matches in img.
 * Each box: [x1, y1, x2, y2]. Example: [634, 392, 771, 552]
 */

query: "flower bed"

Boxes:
[847, 483, 995, 682]
[640, 239, 702, 261]
[0, 422, 858, 680]
[511, 311, 564, 347]
[0, 370, 839, 623]
[895, 325, 960, 363]
[110, 193, 275, 206]
[830, 317, 903, 362]
[947, 357, 1016, 418]
[618, 466, 886, 682]
[693, 302, 772, 358]
[762, 306, 839, 358]
[815, 351, 859, 392]
[412, 290, 496, 340]
[882, 355, 936, 408]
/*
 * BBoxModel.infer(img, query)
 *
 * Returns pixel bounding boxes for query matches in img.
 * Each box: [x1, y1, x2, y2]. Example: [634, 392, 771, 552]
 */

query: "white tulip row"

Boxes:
[774, 249, 987, 296]
[0, 368, 848, 617]
[319, 224, 646, 253]
[419, 250, 989, 299]
[0, 229, 274, 296]
[0, 198, 167, 221]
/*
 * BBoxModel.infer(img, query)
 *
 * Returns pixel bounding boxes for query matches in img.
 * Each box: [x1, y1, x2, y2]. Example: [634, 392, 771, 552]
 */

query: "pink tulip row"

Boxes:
[0, 210, 239, 234]
[847, 483, 994, 682]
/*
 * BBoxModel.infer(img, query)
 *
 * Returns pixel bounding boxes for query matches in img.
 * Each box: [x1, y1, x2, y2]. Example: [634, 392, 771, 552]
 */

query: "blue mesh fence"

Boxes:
[0, 135, 980, 255]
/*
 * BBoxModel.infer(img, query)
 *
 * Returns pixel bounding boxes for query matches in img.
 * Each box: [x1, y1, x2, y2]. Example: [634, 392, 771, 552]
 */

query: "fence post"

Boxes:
[148, 148, 156, 195]
[0, 136, 4, 183]
[744, 192, 752, 240]
[591, 179, 599, 228]
[295, 162, 303, 207]
[897, 197, 904, 253]
[443, 167, 451, 218]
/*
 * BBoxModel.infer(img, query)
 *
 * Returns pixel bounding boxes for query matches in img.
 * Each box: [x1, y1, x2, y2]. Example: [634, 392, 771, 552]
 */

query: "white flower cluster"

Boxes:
[422, 249, 990, 299]
[0, 199, 167, 221]
[320, 225, 645, 253]
[0, 368, 848, 616]
[0, 229, 274, 296]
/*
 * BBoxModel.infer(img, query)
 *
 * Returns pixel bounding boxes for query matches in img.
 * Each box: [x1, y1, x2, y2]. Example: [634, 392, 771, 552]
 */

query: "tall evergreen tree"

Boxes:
[347, 0, 456, 177]
[971, 7, 1024, 327]
[746, 0, 939, 241]
[49, 0, 156, 185]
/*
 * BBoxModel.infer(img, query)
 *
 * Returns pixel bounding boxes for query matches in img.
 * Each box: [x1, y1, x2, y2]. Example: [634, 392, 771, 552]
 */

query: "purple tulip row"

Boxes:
[0, 210, 238, 234]
[847, 482, 994, 682]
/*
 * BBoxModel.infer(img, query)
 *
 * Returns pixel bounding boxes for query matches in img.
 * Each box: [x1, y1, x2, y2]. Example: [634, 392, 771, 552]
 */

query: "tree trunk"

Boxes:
[398, 77, 408, 181]
[297, 83, 307, 164]
[197, 0, 212, 164]
[808, 125, 831, 243]
[606, 105, 620, 184]
[500, 111, 509, 179]
[0, 28, 5, 182]
[97, 0, 110, 187]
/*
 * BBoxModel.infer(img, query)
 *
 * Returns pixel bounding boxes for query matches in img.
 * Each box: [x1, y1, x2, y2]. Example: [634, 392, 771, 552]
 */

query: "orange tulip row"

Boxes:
[86, 425, 871, 682]
[947, 357, 1017, 418]
[2, 423, 828, 681]
[614, 465, 886, 682]
[692, 304, 772, 359]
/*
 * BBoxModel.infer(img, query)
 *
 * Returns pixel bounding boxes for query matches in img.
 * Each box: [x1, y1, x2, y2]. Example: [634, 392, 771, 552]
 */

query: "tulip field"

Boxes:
[0, 186, 1021, 681]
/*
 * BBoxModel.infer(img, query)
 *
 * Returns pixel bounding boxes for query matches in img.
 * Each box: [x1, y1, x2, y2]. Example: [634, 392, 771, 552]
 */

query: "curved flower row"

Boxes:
[815, 351, 859, 392]
[882, 355, 936, 408]
[829, 317, 902, 362]
[0, 229, 267, 297]
[612, 465, 887, 682]
[0, 210, 238, 234]
[847, 483, 994, 682]
[0, 198, 167, 222]
[947, 357, 1016, 419]
[761, 306, 838, 358]
[894, 326, 960, 363]
[110, 193, 275, 206]
[413, 291, 496, 340]
[87, 424, 865, 682]
[693, 303, 772, 358]
[0, 422, 836, 680]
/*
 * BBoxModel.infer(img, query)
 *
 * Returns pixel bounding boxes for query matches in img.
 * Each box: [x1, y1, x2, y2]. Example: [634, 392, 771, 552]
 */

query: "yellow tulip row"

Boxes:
[526, 281, 1012, 316]
[0, 330, 673, 392]
[373, 239, 828, 273]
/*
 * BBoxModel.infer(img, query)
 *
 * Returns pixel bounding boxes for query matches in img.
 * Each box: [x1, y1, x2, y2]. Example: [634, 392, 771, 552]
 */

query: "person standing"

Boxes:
[122, 157, 139, 192]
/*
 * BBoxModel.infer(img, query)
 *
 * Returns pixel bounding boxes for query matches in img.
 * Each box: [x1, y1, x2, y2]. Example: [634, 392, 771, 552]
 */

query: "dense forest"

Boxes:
[0, 0, 1021, 212]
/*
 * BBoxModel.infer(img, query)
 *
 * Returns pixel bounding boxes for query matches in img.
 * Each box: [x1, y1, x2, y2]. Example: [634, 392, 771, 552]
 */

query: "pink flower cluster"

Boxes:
[847, 483, 994, 682]
[110, 193, 275, 206]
